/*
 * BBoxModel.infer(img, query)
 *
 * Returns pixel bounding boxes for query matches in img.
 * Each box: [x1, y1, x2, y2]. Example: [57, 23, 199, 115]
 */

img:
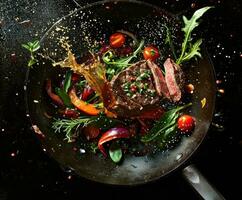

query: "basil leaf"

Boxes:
[109, 143, 122, 163]
[63, 70, 72, 93]
[55, 88, 73, 108]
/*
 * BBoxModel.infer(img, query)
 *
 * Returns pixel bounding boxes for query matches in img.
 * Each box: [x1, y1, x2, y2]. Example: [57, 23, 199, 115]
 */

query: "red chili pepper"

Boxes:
[62, 108, 80, 118]
[81, 86, 94, 101]
[98, 128, 130, 157]
[45, 79, 64, 106]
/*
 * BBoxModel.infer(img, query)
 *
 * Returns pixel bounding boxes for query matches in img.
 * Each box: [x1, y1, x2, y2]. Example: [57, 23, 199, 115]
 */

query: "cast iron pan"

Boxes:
[25, 0, 224, 199]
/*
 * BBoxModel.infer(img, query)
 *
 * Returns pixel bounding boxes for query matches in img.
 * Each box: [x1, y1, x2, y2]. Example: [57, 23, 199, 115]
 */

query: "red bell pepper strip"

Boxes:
[81, 86, 94, 101]
[45, 79, 64, 106]
[98, 128, 130, 157]
[69, 88, 100, 116]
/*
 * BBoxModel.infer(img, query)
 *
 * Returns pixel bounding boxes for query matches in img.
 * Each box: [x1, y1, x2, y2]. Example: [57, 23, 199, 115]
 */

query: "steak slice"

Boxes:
[164, 58, 184, 102]
[110, 60, 161, 117]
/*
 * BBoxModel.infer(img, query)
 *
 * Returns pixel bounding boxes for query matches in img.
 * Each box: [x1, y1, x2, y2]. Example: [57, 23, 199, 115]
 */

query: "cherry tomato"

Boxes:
[177, 115, 195, 133]
[109, 33, 126, 48]
[143, 46, 160, 61]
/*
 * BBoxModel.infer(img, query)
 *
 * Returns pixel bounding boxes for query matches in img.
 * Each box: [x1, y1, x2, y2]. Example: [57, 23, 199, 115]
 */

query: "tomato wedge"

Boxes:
[109, 33, 126, 48]
[98, 128, 130, 157]
[69, 88, 100, 116]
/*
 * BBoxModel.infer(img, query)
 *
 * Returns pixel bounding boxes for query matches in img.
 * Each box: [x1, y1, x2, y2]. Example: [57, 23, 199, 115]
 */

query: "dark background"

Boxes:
[0, 0, 242, 199]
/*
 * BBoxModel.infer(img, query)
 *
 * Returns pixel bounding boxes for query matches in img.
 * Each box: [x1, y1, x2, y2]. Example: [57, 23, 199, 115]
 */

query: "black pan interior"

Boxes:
[25, 0, 216, 185]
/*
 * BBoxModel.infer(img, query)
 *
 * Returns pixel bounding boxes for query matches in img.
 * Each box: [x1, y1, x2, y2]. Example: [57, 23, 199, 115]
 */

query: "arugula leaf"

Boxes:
[109, 143, 122, 163]
[63, 70, 72, 93]
[141, 103, 192, 143]
[102, 40, 144, 69]
[176, 6, 213, 64]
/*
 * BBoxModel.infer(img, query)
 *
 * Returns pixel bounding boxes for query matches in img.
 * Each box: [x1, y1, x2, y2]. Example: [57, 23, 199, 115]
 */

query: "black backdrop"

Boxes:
[0, 0, 242, 199]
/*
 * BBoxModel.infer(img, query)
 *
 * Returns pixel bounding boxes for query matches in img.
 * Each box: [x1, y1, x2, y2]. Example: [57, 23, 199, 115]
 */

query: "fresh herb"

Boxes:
[22, 40, 40, 67]
[109, 142, 123, 163]
[102, 40, 144, 76]
[141, 103, 192, 143]
[176, 6, 213, 64]
[52, 117, 93, 142]
[63, 70, 72, 93]
[52, 114, 122, 142]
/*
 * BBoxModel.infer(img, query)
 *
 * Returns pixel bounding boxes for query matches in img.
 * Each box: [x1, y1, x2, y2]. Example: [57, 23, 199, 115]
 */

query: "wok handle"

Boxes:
[182, 165, 226, 200]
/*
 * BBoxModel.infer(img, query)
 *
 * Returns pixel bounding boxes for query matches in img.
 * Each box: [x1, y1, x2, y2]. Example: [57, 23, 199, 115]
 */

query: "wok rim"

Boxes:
[24, 0, 217, 186]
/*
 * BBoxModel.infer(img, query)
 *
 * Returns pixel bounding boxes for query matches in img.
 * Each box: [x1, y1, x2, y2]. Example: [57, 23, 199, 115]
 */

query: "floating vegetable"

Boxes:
[45, 79, 64, 106]
[98, 128, 130, 157]
[109, 32, 126, 48]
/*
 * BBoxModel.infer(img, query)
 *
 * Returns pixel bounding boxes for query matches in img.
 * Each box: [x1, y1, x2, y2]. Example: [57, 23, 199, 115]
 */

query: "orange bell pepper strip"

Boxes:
[69, 88, 100, 116]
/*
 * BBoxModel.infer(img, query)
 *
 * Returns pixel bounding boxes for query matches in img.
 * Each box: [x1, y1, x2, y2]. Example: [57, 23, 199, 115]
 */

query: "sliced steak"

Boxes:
[110, 60, 162, 117]
[164, 58, 184, 102]
[147, 60, 170, 99]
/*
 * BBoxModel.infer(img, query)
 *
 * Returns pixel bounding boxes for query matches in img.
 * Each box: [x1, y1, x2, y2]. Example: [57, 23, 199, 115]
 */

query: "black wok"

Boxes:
[25, 0, 224, 199]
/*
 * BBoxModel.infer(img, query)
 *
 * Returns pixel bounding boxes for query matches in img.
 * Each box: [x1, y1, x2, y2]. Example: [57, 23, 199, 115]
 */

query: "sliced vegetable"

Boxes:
[55, 88, 73, 108]
[177, 114, 195, 132]
[109, 33, 126, 48]
[143, 46, 160, 61]
[45, 79, 64, 106]
[69, 88, 100, 115]
[109, 143, 122, 163]
[81, 86, 94, 101]
[98, 128, 130, 157]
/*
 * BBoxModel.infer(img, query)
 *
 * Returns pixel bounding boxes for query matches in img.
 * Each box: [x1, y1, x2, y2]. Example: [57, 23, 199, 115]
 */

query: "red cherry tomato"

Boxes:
[177, 115, 195, 133]
[109, 33, 126, 48]
[143, 46, 160, 61]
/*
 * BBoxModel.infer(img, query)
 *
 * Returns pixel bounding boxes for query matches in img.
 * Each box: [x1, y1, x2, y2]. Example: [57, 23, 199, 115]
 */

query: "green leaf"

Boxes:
[182, 39, 202, 62]
[55, 88, 73, 108]
[141, 103, 192, 143]
[28, 59, 37, 67]
[102, 40, 144, 77]
[176, 6, 213, 64]
[32, 40, 40, 52]
[109, 143, 122, 163]
[22, 44, 31, 51]
[63, 70, 72, 93]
